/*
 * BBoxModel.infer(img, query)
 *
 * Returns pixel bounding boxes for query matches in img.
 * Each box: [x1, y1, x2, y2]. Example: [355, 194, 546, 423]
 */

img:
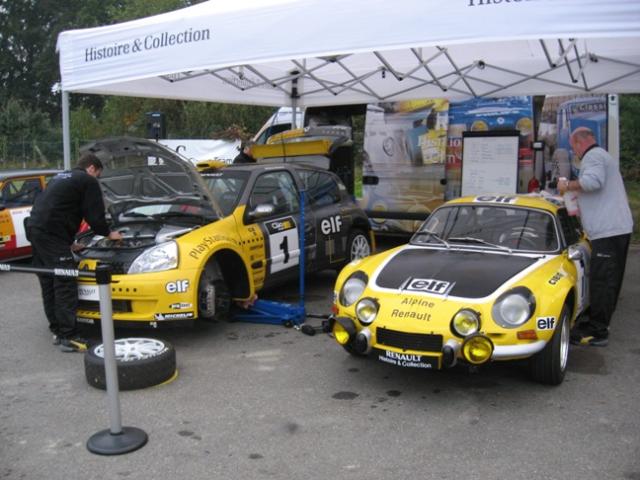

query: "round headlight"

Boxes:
[462, 335, 494, 365]
[492, 287, 536, 328]
[451, 309, 480, 337]
[339, 271, 368, 306]
[356, 298, 378, 325]
[332, 322, 351, 345]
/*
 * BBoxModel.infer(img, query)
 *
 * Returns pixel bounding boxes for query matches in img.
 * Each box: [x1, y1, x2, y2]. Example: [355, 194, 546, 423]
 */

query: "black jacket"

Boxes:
[28, 168, 111, 242]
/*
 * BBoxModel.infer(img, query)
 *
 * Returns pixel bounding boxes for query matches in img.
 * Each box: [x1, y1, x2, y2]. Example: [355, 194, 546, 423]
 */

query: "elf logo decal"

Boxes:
[404, 278, 454, 296]
[474, 195, 517, 204]
[166, 280, 189, 293]
[321, 215, 342, 235]
[537, 316, 556, 330]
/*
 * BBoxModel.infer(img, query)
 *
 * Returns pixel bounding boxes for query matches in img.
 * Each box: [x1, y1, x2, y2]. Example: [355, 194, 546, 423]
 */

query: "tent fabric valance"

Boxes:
[57, 0, 640, 106]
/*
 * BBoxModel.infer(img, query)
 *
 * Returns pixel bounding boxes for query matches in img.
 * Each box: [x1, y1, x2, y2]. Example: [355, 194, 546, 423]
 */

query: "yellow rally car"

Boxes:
[73, 137, 373, 327]
[330, 194, 590, 385]
[0, 169, 60, 261]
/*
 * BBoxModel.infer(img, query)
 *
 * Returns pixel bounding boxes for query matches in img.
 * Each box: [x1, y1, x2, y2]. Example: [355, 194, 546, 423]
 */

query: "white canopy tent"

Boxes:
[57, 0, 640, 167]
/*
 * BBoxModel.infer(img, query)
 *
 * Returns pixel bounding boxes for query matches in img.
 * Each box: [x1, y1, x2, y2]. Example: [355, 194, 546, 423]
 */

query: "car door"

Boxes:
[557, 208, 590, 314]
[0, 176, 44, 260]
[244, 169, 315, 287]
[297, 168, 350, 269]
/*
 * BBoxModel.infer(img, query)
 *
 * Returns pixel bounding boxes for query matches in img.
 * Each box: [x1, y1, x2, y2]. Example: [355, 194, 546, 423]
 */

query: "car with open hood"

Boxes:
[0, 169, 60, 261]
[330, 193, 590, 385]
[74, 137, 372, 326]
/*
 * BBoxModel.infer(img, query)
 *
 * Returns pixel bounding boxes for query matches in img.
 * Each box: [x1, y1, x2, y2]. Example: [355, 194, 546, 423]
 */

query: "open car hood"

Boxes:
[81, 137, 222, 217]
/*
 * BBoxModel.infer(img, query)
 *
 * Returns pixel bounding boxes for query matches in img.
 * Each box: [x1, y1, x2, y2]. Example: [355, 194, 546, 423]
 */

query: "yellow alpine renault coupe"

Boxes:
[73, 137, 372, 327]
[330, 194, 590, 385]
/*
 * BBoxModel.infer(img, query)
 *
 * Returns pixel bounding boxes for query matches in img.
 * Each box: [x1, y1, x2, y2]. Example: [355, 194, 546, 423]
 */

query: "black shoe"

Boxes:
[59, 336, 89, 353]
[570, 331, 608, 347]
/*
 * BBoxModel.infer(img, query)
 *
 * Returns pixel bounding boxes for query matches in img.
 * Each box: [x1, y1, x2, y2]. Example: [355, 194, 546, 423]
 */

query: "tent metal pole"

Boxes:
[607, 94, 620, 162]
[62, 90, 71, 170]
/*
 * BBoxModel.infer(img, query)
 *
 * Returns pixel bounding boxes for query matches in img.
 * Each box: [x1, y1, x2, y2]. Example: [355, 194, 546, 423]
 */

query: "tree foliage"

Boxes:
[0, 0, 124, 116]
[620, 94, 640, 180]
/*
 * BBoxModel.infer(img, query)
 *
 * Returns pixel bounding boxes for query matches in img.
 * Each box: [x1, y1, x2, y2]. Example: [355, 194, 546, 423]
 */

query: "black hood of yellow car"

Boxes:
[375, 247, 539, 299]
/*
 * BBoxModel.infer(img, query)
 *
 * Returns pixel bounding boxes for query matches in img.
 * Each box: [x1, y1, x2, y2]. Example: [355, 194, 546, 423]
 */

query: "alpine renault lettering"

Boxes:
[74, 137, 372, 326]
[330, 194, 590, 385]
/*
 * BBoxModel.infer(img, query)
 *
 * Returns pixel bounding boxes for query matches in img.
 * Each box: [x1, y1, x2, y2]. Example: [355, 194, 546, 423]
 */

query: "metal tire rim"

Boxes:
[95, 338, 166, 361]
[559, 312, 569, 371]
[350, 234, 371, 260]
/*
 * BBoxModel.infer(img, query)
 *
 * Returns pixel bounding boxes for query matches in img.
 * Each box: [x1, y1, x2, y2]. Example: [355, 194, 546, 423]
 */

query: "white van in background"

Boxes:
[252, 107, 304, 144]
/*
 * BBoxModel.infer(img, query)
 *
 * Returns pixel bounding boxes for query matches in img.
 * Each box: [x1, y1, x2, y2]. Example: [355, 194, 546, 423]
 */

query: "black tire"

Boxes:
[84, 338, 176, 391]
[197, 260, 231, 322]
[529, 304, 570, 385]
[346, 229, 372, 262]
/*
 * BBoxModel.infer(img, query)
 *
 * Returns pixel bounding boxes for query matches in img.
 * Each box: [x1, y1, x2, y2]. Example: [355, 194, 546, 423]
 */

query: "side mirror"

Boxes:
[248, 203, 275, 220]
[568, 245, 583, 261]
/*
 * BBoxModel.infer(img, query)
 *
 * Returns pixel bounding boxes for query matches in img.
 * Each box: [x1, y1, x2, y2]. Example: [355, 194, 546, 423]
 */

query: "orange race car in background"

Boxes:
[0, 169, 60, 261]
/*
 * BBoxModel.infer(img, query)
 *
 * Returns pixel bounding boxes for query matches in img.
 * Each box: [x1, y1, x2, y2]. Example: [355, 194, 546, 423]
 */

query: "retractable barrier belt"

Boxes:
[0, 262, 147, 455]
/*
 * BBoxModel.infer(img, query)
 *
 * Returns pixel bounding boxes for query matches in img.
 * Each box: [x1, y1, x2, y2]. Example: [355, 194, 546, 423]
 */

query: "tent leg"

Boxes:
[607, 94, 620, 162]
[62, 91, 71, 170]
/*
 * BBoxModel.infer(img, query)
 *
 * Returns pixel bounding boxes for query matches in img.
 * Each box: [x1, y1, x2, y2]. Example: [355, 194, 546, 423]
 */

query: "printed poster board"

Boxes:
[461, 131, 519, 196]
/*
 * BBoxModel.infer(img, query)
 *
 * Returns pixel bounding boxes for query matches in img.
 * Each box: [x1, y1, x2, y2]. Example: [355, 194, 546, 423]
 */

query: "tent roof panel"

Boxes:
[57, 0, 640, 105]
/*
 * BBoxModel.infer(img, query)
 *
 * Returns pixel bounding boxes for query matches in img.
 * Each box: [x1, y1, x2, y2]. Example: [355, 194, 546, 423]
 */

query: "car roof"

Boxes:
[0, 169, 61, 181]
[445, 194, 561, 213]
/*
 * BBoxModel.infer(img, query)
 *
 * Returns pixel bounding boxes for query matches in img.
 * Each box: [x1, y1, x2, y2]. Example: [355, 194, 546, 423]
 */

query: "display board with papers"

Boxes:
[461, 131, 519, 196]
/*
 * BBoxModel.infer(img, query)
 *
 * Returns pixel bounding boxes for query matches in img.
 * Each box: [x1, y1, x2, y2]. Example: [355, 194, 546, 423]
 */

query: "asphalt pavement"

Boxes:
[1, 240, 639, 480]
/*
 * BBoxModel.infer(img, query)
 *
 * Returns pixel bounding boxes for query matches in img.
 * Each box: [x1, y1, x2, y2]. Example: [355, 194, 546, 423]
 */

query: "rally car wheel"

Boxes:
[198, 261, 231, 322]
[529, 304, 570, 385]
[84, 338, 176, 391]
[347, 229, 372, 262]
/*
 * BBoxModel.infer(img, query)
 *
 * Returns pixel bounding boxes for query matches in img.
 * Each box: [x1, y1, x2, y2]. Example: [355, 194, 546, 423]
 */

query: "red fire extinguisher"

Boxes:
[528, 176, 540, 193]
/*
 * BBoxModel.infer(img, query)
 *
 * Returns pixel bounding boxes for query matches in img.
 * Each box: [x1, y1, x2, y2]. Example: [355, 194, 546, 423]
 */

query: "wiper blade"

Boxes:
[151, 211, 217, 221]
[122, 211, 152, 218]
[414, 231, 450, 248]
[448, 236, 512, 253]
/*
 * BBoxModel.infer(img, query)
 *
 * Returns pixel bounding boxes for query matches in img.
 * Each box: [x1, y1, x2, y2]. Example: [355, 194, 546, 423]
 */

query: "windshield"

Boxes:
[412, 205, 559, 252]
[201, 170, 249, 216]
[118, 202, 217, 225]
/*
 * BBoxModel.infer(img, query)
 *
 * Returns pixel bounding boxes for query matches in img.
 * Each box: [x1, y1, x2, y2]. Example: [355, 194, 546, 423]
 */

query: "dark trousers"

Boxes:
[29, 228, 79, 338]
[587, 233, 631, 337]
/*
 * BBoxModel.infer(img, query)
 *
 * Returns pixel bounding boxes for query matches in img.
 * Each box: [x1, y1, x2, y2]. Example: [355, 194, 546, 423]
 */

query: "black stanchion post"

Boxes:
[86, 264, 148, 455]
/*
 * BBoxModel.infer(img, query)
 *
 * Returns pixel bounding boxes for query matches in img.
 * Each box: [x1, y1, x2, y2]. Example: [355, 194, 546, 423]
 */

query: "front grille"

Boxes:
[78, 299, 132, 313]
[376, 327, 443, 352]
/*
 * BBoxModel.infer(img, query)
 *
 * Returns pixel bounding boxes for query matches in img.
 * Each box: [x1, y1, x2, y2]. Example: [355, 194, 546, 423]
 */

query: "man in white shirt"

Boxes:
[558, 127, 633, 347]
